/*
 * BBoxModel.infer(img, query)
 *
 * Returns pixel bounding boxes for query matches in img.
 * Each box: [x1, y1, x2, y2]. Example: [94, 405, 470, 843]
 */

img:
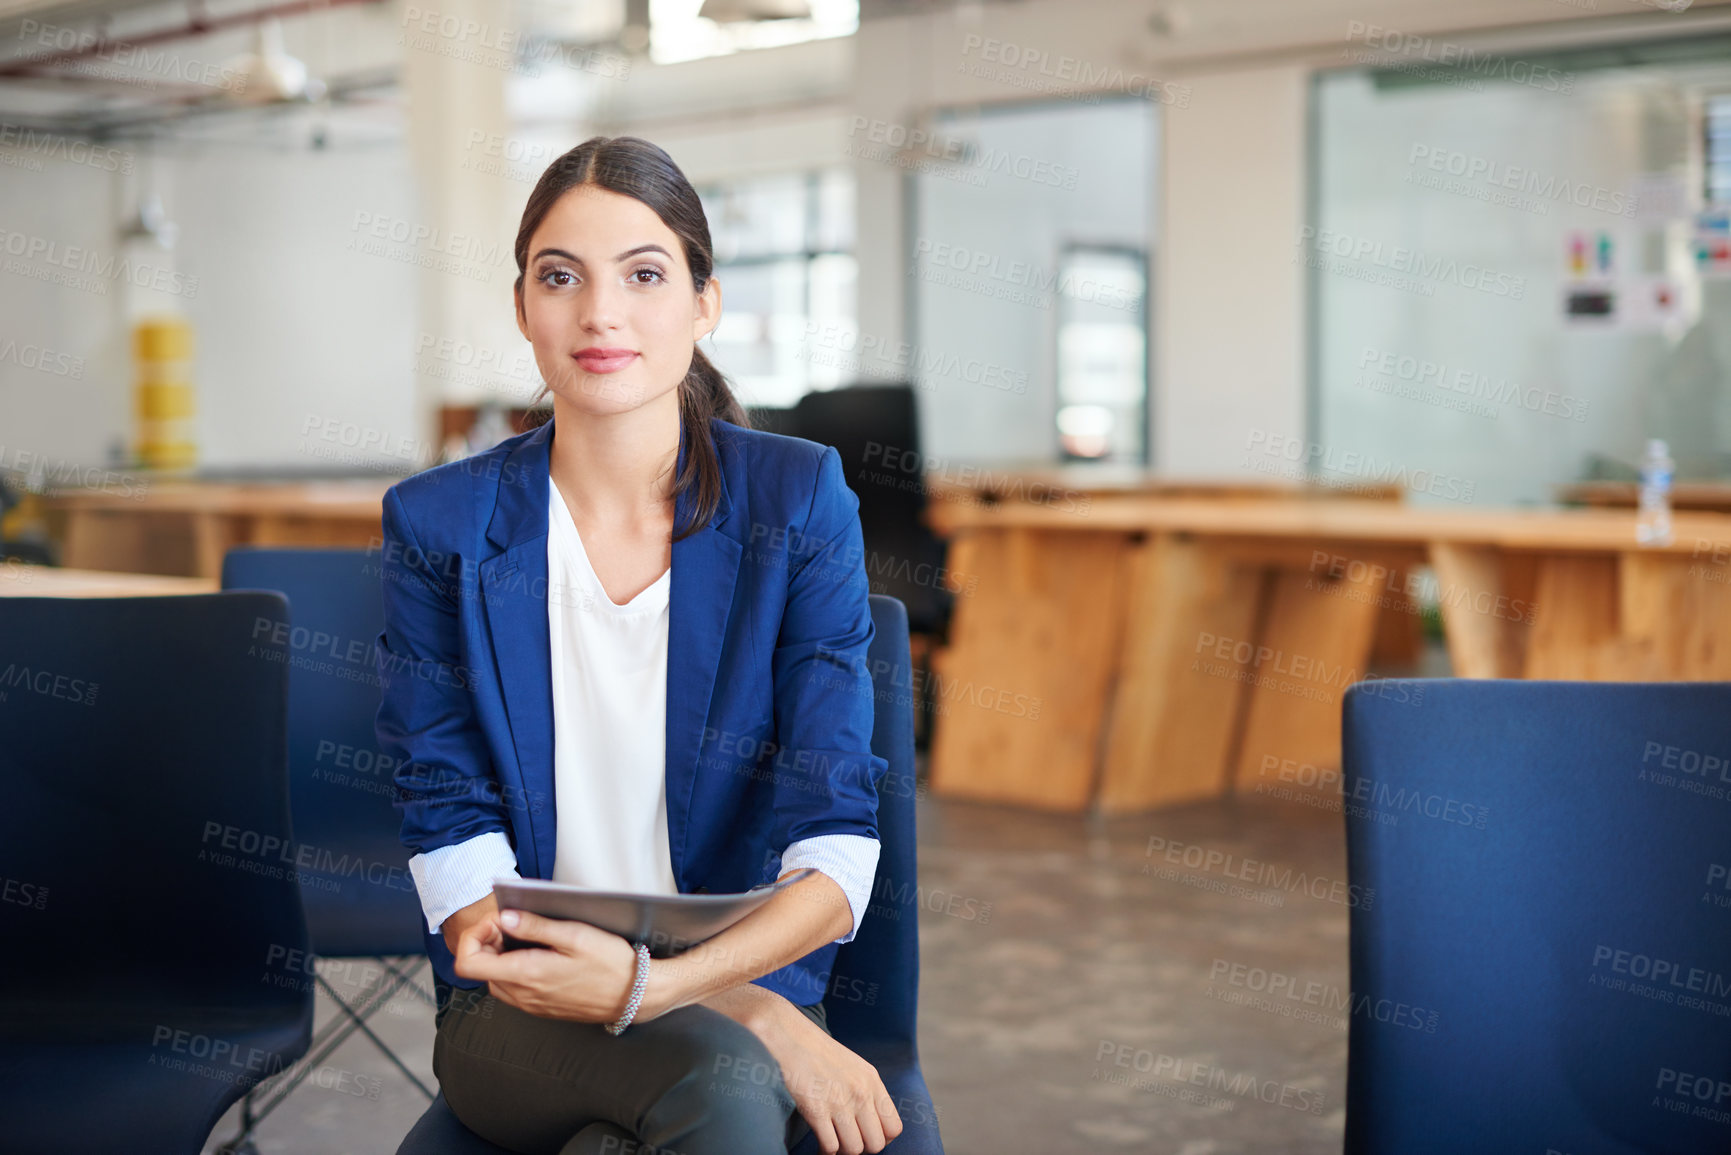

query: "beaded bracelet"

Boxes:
[606, 943, 653, 1036]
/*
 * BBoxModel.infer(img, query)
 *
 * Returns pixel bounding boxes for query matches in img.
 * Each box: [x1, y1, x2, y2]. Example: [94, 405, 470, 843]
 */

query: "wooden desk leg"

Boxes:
[252, 514, 288, 546]
[250, 514, 387, 549]
[1615, 551, 1731, 680]
[192, 513, 242, 582]
[1228, 560, 1383, 793]
[62, 509, 180, 574]
[927, 527, 1131, 812]
[1429, 542, 1529, 678]
[1523, 554, 1620, 679]
[1096, 535, 1265, 814]
[60, 510, 107, 570]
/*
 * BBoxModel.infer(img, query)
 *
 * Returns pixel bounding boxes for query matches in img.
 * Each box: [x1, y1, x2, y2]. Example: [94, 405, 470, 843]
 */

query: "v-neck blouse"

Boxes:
[544, 474, 678, 896]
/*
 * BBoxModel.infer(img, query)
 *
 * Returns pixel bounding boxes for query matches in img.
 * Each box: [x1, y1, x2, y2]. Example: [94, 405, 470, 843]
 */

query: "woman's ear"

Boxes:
[693, 274, 722, 342]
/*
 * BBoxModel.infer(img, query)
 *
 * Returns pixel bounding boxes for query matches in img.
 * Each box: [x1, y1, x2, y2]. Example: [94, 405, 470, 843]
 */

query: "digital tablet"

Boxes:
[492, 867, 818, 958]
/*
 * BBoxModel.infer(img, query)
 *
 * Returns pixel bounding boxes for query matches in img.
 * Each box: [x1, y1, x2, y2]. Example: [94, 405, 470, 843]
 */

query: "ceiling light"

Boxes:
[221, 17, 322, 104]
[697, 0, 814, 23]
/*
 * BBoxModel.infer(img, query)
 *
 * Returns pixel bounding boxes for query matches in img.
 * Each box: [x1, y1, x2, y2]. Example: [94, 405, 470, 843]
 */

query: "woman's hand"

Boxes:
[441, 892, 501, 959]
[750, 998, 903, 1155]
[450, 907, 640, 1025]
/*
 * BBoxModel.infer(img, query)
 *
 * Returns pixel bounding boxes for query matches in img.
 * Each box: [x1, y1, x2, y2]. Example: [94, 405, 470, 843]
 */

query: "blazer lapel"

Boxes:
[478, 419, 556, 877]
[665, 417, 743, 888]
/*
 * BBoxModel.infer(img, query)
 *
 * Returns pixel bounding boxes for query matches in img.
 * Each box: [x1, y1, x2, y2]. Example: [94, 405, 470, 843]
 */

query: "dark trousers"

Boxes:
[433, 980, 828, 1155]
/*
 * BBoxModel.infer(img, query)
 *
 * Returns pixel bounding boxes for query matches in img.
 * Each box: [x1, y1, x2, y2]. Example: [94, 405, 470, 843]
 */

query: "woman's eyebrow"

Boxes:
[531, 244, 672, 265]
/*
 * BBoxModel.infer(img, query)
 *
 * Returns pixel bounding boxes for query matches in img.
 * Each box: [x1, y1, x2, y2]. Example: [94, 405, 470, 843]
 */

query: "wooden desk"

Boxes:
[1558, 480, 1731, 512]
[39, 480, 390, 580]
[923, 495, 1731, 814]
[921, 464, 1400, 503]
[0, 564, 217, 597]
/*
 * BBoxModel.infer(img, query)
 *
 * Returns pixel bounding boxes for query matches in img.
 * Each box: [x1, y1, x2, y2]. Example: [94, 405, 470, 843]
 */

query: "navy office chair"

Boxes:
[790, 386, 951, 642]
[0, 593, 314, 1155]
[1342, 680, 1731, 1155]
[220, 548, 435, 1146]
[746, 404, 800, 437]
[398, 594, 943, 1154]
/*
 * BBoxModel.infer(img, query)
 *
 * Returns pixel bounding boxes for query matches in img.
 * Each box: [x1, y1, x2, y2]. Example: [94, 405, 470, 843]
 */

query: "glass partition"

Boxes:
[912, 96, 1155, 465]
[1311, 36, 1731, 506]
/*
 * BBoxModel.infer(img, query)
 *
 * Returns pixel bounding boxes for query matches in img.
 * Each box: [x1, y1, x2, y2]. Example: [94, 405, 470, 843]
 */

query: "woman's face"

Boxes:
[516, 183, 720, 416]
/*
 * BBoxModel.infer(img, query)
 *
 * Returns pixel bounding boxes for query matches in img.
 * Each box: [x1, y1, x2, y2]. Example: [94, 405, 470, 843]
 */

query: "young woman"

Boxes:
[373, 136, 903, 1155]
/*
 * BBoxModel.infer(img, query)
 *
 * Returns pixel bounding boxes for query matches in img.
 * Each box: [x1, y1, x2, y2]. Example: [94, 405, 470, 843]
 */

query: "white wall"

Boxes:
[1157, 63, 1309, 476]
[8, 0, 1730, 477]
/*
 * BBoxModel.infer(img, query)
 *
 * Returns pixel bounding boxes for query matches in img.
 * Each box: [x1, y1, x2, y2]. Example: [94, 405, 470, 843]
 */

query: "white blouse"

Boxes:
[544, 473, 678, 896]
[405, 476, 878, 944]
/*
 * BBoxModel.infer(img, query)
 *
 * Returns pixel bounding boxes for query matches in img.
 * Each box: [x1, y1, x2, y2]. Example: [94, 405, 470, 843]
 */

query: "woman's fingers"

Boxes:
[806, 1112, 841, 1155]
[875, 1087, 904, 1144]
[832, 1107, 868, 1155]
[453, 934, 538, 983]
[853, 1096, 888, 1153]
[499, 908, 614, 955]
[497, 908, 565, 950]
[776, 1035, 904, 1154]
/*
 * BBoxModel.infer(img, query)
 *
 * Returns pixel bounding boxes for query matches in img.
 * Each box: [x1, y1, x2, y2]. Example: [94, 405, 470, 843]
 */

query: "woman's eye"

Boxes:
[540, 268, 575, 287]
[630, 266, 665, 285]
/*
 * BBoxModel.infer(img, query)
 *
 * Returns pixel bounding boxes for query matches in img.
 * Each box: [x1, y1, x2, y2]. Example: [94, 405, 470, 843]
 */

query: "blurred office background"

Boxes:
[9, 0, 1731, 492]
[5, 0, 1731, 1152]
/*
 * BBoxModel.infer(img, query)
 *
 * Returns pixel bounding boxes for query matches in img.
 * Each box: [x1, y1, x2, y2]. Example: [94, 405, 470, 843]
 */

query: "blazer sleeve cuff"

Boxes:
[779, 833, 880, 945]
[407, 830, 521, 933]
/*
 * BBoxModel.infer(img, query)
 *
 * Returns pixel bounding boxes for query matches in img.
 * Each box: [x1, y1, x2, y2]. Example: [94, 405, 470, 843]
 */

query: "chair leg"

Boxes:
[381, 955, 439, 1009]
[211, 954, 434, 1150]
[210, 1088, 263, 1155]
[909, 633, 940, 751]
[315, 965, 438, 1100]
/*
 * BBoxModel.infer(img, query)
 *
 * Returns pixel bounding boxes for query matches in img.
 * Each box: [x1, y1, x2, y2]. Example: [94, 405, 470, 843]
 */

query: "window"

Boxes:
[1055, 245, 1148, 461]
[696, 168, 856, 407]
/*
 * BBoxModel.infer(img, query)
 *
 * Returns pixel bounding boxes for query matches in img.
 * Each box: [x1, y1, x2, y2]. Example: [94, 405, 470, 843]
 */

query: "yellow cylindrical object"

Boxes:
[136, 382, 195, 419]
[134, 320, 193, 362]
[135, 359, 191, 387]
[132, 316, 196, 472]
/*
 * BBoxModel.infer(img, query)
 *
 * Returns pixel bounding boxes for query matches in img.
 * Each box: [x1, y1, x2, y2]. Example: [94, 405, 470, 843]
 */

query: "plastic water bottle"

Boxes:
[1636, 438, 1674, 547]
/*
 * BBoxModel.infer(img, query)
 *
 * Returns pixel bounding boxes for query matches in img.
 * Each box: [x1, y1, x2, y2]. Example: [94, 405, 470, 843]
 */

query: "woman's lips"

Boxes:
[574, 349, 638, 374]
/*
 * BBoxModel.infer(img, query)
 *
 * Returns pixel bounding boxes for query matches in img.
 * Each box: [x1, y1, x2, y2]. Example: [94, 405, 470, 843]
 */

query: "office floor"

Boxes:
[203, 765, 1350, 1155]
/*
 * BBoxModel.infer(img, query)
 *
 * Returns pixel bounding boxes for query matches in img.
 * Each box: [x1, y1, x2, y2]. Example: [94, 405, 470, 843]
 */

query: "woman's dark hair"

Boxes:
[514, 135, 748, 542]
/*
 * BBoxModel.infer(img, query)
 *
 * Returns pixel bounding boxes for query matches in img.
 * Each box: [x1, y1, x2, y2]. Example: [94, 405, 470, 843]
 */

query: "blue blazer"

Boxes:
[372, 414, 888, 1004]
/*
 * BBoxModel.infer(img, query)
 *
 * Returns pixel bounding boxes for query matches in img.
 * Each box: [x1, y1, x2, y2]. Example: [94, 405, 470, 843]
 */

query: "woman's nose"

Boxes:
[577, 278, 622, 332]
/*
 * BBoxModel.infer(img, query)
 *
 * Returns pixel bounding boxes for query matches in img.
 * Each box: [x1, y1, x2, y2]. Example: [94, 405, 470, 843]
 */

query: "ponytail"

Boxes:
[671, 346, 750, 541]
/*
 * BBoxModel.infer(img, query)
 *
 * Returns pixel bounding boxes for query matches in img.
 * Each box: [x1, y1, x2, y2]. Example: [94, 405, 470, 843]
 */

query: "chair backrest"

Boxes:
[745, 405, 800, 437]
[0, 592, 311, 1013]
[222, 547, 424, 958]
[824, 594, 924, 1049]
[1342, 679, 1731, 1155]
[790, 385, 952, 636]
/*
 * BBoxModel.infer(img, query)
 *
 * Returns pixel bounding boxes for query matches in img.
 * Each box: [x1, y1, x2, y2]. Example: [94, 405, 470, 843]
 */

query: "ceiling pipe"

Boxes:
[0, 0, 378, 79]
